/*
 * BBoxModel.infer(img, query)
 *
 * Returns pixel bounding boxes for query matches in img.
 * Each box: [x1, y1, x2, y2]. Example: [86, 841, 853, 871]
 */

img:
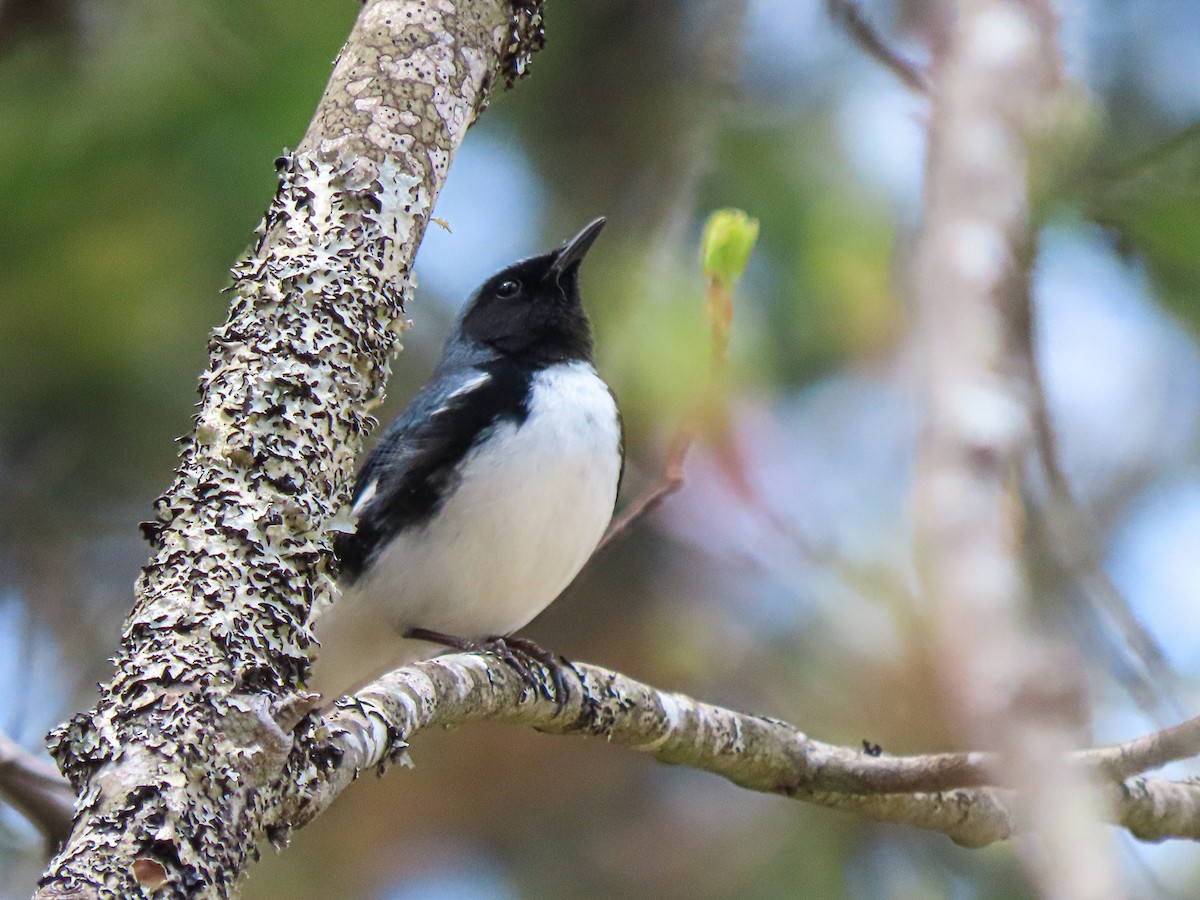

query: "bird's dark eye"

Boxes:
[496, 279, 521, 298]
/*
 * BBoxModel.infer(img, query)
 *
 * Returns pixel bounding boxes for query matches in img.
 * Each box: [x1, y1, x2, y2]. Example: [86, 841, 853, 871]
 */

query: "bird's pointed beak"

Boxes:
[549, 217, 606, 281]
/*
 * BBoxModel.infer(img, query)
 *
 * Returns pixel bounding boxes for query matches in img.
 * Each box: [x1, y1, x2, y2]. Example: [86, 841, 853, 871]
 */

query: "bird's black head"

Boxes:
[457, 217, 605, 366]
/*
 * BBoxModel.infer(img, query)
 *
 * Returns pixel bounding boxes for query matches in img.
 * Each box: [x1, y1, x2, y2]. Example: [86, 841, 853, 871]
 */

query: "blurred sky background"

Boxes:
[2, 0, 1200, 897]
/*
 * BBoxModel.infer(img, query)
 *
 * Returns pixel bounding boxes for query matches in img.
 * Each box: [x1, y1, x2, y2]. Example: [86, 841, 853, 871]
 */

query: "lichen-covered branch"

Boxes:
[35, 2, 542, 896]
[12, 651, 1200, 874]
[286, 652, 1200, 848]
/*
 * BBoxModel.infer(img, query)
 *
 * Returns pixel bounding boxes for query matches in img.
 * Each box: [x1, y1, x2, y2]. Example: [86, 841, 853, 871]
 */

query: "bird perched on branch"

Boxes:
[314, 218, 622, 699]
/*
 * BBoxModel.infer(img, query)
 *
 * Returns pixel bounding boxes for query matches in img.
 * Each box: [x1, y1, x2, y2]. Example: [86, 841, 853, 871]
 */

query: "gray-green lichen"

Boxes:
[36, 0, 536, 895]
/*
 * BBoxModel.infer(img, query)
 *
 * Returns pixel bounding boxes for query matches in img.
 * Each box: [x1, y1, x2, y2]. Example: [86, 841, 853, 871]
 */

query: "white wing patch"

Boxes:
[350, 478, 379, 519]
[447, 371, 491, 399]
[429, 371, 491, 419]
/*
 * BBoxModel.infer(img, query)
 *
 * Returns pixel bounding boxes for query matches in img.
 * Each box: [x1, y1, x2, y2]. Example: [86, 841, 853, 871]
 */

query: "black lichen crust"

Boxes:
[502, 0, 545, 88]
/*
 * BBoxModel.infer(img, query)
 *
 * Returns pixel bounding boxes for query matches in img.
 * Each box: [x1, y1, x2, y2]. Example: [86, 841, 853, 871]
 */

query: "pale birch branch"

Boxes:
[10, 654, 1200, 866]
[35, 2, 542, 896]
[280, 653, 1200, 848]
[911, 0, 1121, 895]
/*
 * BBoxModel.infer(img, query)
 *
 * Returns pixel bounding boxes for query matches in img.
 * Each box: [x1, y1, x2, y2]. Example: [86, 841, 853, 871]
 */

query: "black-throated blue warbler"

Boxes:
[313, 218, 622, 696]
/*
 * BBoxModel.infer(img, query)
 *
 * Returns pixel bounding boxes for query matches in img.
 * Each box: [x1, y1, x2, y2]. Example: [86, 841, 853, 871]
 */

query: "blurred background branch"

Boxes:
[912, 0, 1122, 896]
[1015, 231, 1182, 721]
[825, 0, 931, 94]
[0, 731, 73, 852]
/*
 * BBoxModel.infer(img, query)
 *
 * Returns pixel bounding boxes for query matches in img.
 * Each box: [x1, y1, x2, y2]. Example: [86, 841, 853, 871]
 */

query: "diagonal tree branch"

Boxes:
[36, 2, 544, 896]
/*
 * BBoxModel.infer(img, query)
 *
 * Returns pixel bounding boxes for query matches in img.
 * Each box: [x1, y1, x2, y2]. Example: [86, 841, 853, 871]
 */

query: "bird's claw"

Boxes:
[493, 636, 577, 713]
[405, 628, 575, 713]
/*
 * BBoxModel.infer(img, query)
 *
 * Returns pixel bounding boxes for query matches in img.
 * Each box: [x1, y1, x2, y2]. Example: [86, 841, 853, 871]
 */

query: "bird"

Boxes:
[312, 217, 622, 700]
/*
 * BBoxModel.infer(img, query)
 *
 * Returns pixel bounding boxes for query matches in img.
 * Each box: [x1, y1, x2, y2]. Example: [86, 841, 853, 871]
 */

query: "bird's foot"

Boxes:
[405, 627, 575, 713]
[495, 635, 577, 713]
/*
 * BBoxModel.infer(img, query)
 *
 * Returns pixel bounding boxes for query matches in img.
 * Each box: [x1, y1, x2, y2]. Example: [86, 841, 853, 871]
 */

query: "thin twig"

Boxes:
[1032, 381, 1180, 719]
[1011, 232, 1179, 718]
[1079, 713, 1200, 782]
[596, 429, 692, 552]
[826, 0, 931, 95]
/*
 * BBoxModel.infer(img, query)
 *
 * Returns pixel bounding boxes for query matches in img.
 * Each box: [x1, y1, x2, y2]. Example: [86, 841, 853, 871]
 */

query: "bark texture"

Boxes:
[36, 2, 541, 896]
[311, 653, 1200, 848]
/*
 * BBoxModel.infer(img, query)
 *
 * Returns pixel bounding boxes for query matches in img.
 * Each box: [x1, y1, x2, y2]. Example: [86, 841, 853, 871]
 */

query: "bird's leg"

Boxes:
[404, 628, 535, 684]
[404, 627, 575, 713]
[403, 627, 522, 673]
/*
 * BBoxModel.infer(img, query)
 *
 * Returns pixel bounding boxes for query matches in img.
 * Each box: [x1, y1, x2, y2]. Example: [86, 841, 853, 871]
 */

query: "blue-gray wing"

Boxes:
[334, 358, 532, 582]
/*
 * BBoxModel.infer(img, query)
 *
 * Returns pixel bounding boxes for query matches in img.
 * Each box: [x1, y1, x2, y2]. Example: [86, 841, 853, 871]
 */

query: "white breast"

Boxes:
[345, 360, 621, 643]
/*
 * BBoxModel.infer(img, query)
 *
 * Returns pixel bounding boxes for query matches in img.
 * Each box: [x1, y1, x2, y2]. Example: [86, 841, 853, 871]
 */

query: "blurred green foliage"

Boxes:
[0, 0, 355, 497]
[1038, 90, 1200, 334]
